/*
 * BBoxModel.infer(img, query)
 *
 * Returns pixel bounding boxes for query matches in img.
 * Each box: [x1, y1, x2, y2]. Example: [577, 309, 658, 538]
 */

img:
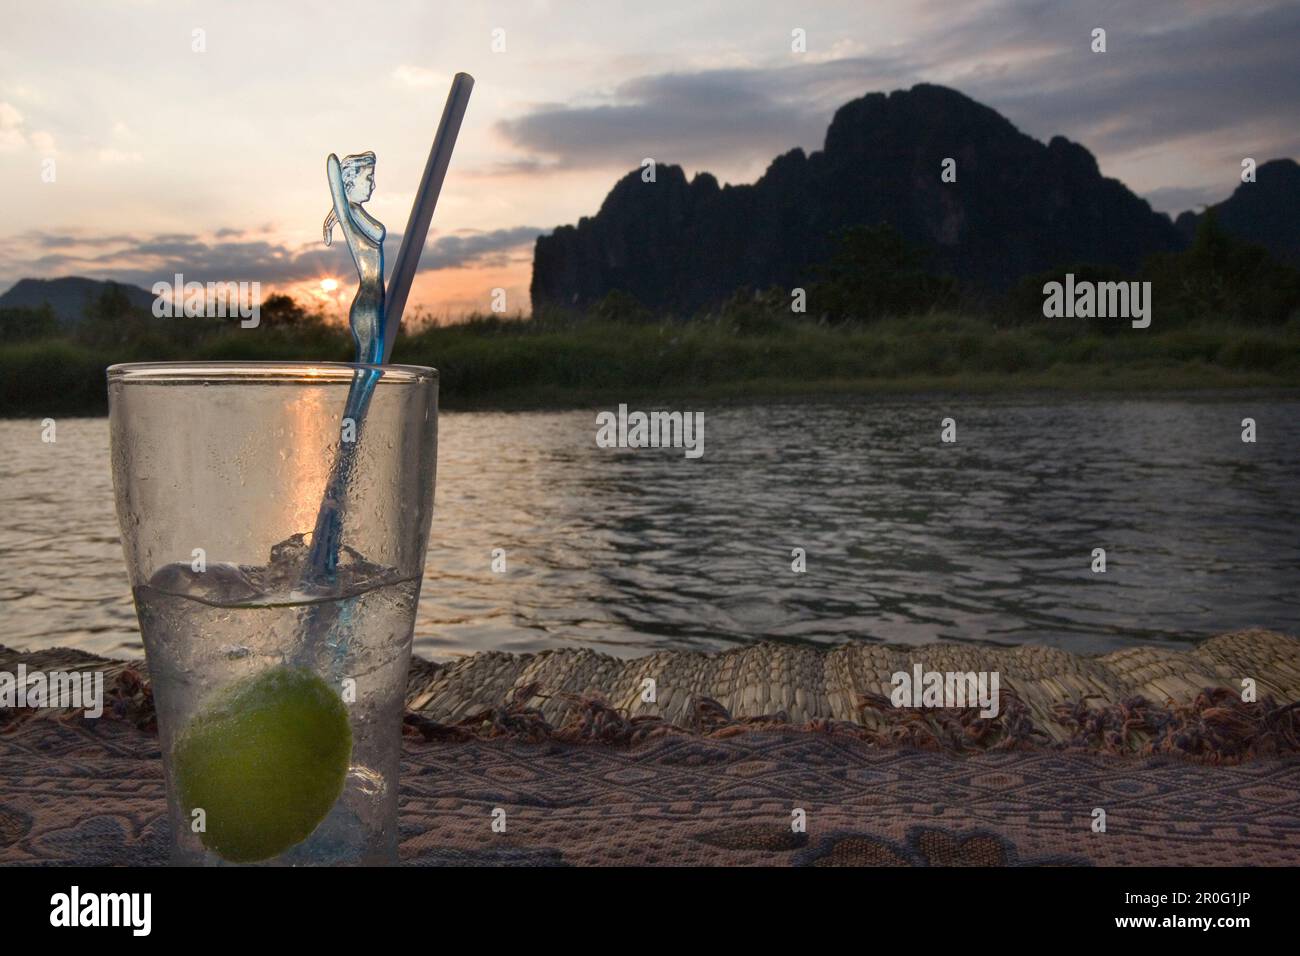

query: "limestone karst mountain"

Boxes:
[531, 84, 1289, 314]
[0, 277, 155, 325]
[1175, 159, 1300, 267]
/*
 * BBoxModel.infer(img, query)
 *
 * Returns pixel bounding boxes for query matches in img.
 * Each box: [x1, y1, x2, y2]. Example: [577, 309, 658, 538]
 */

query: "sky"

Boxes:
[1, 0, 1297, 320]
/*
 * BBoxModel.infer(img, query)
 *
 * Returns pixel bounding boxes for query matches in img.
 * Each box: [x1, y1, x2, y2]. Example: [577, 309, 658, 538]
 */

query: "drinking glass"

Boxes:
[107, 362, 438, 865]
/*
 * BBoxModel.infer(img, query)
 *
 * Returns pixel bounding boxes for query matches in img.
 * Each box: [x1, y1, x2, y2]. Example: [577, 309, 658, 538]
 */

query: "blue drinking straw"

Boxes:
[385, 73, 475, 359]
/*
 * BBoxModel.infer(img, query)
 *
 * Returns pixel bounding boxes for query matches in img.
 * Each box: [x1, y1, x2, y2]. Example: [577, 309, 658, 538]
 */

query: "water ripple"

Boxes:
[1, 394, 1297, 659]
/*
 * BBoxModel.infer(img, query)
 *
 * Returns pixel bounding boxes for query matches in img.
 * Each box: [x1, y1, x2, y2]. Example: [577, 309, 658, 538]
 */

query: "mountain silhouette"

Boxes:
[531, 84, 1267, 313]
[0, 276, 155, 324]
[1175, 159, 1300, 266]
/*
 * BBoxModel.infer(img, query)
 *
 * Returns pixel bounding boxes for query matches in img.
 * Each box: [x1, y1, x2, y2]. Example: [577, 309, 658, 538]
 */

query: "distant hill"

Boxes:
[530, 83, 1278, 313]
[1175, 159, 1300, 266]
[0, 277, 155, 325]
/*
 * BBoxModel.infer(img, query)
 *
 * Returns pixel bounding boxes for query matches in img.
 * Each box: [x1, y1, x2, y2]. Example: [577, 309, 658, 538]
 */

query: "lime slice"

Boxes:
[174, 666, 352, 863]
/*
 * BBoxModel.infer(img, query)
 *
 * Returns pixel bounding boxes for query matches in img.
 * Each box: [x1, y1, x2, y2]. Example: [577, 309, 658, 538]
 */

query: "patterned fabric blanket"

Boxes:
[3, 719, 1298, 866]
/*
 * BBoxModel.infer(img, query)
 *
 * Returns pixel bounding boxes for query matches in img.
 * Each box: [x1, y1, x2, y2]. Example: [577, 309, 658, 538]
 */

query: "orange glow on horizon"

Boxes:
[274, 259, 532, 326]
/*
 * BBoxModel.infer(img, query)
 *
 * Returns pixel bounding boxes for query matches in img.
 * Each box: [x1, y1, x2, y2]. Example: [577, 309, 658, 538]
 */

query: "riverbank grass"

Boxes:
[2, 313, 1298, 415]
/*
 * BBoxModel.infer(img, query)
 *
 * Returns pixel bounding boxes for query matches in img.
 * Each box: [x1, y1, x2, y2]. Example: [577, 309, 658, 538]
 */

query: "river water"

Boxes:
[2, 394, 1297, 660]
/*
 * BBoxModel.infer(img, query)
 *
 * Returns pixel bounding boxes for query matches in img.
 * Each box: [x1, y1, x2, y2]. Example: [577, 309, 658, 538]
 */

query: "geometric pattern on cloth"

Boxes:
[3, 720, 1298, 866]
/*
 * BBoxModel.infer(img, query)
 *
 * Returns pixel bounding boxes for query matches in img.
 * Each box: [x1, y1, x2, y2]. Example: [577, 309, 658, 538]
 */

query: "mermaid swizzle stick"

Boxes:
[323, 151, 387, 365]
[302, 151, 388, 578]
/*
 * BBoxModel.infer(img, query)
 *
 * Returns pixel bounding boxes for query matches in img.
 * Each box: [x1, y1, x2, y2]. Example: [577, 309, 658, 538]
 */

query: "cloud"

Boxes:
[0, 102, 29, 151]
[495, 65, 883, 170]
[947, 0, 1300, 160]
[0, 226, 543, 293]
[415, 226, 541, 270]
[493, 0, 1299, 208]
[458, 157, 556, 180]
[96, 148, 143, 164]
[391, 64, 446, 88]
[0, 99, 57, 155]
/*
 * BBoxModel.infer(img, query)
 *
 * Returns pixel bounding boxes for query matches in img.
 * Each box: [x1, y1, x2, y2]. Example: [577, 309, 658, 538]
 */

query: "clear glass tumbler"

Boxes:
[107, 362, 438, 865]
